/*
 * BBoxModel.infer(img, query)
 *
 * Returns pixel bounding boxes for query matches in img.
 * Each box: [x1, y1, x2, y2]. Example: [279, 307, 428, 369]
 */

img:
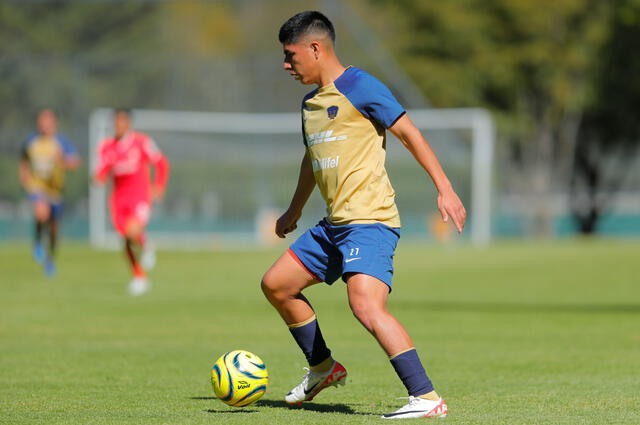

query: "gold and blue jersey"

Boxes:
[21, 133, 77, 201]
[302, 66, 405, 227]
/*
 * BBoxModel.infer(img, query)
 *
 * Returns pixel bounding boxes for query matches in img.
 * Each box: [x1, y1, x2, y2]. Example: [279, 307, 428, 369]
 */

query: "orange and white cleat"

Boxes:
[285, 360, 347, 404]
[382, 396, 448, 419]
[128, 276, 151, 296]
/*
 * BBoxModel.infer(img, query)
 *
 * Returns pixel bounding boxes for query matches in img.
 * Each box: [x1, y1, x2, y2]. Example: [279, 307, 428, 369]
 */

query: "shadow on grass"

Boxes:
[256, 399, 376, 416]
[205, 408, 257, 414]
[412, 301, 640, 315]
[192, 395, 375, 416]
[192, 395, 259, 414]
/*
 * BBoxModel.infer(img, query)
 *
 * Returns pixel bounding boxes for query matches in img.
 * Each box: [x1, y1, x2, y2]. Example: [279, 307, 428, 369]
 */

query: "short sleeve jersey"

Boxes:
[301, 66, 405, 227]
[22, 133, 77, 199]
[96, 131, 165, 201]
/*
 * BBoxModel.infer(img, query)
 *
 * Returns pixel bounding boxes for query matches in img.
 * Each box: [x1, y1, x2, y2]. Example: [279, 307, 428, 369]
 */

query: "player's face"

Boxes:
[114, 113, 131, 139]
[37, 110, 57, 136]
[282, 42, 319, 85]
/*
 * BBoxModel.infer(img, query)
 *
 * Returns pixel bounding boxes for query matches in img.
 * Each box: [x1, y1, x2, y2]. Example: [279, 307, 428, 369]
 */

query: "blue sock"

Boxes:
[289, 318, 331, 367]
[390, 349, 434, 396]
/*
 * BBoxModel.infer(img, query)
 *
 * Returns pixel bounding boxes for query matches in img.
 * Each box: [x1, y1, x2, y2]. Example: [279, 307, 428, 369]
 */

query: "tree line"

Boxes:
[1, 0, 638, 235]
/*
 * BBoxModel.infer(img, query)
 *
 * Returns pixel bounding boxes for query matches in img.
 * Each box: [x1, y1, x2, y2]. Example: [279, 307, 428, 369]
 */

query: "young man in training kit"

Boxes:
[19, 109, 80, 276]
[261, 11, 467, 419]
[94, 109, 169, 296]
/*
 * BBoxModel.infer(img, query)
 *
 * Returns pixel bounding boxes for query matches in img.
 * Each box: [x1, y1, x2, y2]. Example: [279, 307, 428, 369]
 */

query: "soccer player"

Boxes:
[94, 109, 169, 296]
[19, 109, 80, 276]
[261, 12, 467, 419]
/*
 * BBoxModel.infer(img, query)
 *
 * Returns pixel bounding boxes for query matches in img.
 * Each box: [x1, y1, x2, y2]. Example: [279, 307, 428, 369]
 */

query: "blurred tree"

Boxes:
[0, 1, 163, 137]
[162, 0, 243, 55]
[155, 1, 245, 110]
[570, 0, 640, 234]
[369, 0, 614, 236]
[0, 2, 162, 204]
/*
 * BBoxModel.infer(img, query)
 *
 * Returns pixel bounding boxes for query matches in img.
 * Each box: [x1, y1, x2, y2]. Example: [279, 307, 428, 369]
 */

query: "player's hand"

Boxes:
[275, 208, 301, 238]
[93, 172, 108, 186]
[437, 188, 467, 233]
[151, 185, 165, 201]
[19, 176, 32, 191]
[65, 155, 81, 171]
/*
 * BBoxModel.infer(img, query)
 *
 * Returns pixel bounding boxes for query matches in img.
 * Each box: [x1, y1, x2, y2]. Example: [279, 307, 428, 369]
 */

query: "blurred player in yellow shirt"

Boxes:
[19, 109, 80, 276]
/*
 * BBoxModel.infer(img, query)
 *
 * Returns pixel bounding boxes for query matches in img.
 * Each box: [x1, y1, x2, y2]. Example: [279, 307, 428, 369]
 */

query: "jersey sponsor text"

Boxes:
[312, 156, 340, 172]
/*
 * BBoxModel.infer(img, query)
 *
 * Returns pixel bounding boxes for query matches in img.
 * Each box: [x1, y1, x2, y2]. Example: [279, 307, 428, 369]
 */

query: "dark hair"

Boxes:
[37, 108, 56, 118]
[114, 108, 132, 117]
[279, 11, 335, 45]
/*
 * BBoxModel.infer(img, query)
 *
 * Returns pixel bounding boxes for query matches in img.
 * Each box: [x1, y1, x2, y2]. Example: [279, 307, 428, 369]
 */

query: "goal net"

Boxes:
[89, 108, 494, 249]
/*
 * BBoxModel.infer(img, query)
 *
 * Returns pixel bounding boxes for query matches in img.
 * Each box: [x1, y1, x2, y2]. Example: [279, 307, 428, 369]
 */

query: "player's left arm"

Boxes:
[142, 137, 170, 201]
[151, 155, 169, 201]
[59, 136, 81, 170]
[389, 114, 467, 233]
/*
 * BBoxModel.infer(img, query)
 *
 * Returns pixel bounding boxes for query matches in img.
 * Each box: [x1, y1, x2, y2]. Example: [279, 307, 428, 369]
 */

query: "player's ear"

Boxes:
[310, 41, 320, 60]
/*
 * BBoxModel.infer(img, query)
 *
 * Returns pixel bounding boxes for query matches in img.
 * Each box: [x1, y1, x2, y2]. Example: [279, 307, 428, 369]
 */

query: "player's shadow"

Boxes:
[191, 396, 259, 414]
[256, 399, 376, 416]
[205, 408, 257, 414]
[191, 395, 376, 416]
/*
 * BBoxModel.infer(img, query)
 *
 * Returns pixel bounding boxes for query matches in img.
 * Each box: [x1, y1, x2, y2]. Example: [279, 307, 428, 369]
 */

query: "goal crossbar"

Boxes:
[89, 108, 494, 248]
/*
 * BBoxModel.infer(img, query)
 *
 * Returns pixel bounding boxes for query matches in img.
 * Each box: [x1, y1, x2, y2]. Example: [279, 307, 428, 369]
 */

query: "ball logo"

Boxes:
[327, 105, 339, 120]
[237, 380, 251, 390]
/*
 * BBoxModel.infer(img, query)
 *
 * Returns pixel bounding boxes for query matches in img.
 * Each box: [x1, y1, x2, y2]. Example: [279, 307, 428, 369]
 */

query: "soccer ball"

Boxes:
[211, 350, 269, 407]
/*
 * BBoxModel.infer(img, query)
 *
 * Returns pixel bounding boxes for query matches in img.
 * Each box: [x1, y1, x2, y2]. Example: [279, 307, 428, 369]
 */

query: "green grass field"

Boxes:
[1, 239, 639, 424]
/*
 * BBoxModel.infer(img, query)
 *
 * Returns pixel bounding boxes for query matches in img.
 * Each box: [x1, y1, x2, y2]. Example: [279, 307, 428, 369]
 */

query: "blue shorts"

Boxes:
[289, 219, 400, 290]
[29, 193, 63, 220]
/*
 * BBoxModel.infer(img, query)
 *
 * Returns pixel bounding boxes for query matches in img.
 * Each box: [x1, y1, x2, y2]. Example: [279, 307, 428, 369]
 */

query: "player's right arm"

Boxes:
[275, 150, 316, 238]
[19, 158, 32, 192]
[18, 140, 33, 192]
[94, 141, 113, 185]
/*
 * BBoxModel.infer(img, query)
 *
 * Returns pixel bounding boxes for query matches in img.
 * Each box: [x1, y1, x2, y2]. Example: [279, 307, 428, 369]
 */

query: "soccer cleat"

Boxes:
[285, 360, 347, 404]
[141, 242, 156, 271]
[33, 243, 45, 264]
[44, 258, 56, 277]
[128, 276, 150, 296]
[382, 396, 448, 419]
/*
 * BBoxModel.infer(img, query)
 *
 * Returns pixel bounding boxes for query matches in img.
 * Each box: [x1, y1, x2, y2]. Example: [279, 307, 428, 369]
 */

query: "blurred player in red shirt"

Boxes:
[95, 109, 169, 295]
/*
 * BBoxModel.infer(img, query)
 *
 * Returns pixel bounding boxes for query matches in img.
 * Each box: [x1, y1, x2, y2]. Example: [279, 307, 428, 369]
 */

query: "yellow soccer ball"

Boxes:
[211, 350, 269, 407]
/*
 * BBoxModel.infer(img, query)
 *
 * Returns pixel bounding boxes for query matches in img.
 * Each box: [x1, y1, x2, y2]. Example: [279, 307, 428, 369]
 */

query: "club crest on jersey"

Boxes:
[327, 105, 339, 120]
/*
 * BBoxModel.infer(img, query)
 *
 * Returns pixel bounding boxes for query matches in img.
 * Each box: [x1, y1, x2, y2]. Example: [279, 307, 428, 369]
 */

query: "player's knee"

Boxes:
[35, 211, 50, 223]
[34, 202, 50, 222]
[260, 276, 270, 296]
[125, 222, 142, 240]
[349, 297, 374, 329]
[260, 271, 279, 298]
[261, 270, 291, 303]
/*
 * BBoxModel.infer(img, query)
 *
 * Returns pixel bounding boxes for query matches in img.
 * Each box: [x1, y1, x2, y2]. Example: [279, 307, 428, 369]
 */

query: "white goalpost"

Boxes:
[89, 108, 494, 249]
